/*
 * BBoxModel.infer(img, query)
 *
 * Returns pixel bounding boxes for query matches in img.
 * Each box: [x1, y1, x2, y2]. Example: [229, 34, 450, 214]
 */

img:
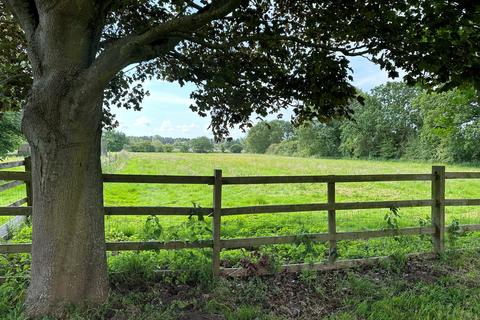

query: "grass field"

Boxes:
[2, 153, 480, 319]
[3, 153, 480, 265]
[0, 157, 26, 225]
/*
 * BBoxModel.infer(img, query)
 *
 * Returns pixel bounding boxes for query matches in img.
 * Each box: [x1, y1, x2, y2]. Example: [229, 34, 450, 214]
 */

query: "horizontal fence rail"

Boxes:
[0, 240, 214, 254]
[105, 206, 213, 216]
[2, 163, 480, 277]
[0, 171, 30, 181]
[0, 180, 24, 193]
[221, 200, 434, 216]
[1, 171, 480, 184]
[220, 226, 435, 250]
[103, 173, 214, 184]
[0, 159, 31, 241]
[221, 173, 433, 185]
[0, 160, 24, 170]
[445, 172, 480, 179]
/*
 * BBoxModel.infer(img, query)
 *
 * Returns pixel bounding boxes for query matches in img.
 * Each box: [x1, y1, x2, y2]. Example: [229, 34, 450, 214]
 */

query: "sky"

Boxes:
[115, 56, 395, 138]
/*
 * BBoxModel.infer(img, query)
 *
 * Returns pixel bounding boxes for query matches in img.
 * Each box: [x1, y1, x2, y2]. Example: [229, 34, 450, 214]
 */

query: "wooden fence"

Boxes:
[1, 160, 480, 276]
[0, 158, 32, 239]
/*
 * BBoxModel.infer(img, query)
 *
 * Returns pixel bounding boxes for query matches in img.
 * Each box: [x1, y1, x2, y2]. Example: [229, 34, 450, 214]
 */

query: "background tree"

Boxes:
[103, 131, 128, 152]
[229, 143, 243, 154]
[296, 121, 342, 157]
[190, 136, 214, 153]
[0, 112, 23, 159]
[246, 120, 292, 153]
[163, 144, 174, 153]
[0, 2, 30, 111]
[1, 0, 478, 316]
[128, 141, 156, 153]
[175, 141, 190, 153]
[340, 83, 421, 159]
[152, 140, 165, 152]
[410, 87, 480, 162]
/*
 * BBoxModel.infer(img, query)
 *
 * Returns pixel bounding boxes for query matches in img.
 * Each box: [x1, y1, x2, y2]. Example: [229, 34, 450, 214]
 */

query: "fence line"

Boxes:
[1, 161, 480, 276]
[0, 158, 30, 240]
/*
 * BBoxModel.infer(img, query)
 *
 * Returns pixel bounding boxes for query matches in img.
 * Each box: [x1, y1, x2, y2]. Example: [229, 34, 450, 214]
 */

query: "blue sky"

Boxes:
[115, 56, 395, 138]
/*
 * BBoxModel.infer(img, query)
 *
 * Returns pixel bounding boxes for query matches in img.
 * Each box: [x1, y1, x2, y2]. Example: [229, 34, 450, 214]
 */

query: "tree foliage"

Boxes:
[411, 87, 480, 162]
[103, 131, 128, 152]
[1, 1, 478, 136]
[190, 136, 214, 153]
[296, 121, 342, 157]
[341, 83, 421, 159]
[0, 2, 30, 111]
[246, 120, 292, 153]
[229, 143, 243, 154]
[257, 82, 480, 163]
[0, 111, 23, 158]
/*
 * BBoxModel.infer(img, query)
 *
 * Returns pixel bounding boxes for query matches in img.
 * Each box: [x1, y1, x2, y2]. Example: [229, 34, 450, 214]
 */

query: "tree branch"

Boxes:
[174, 31, 372, 57]
[81, 0, 242, 92]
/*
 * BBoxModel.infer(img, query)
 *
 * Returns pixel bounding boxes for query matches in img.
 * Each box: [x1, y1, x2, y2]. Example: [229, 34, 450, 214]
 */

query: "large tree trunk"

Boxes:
[22, 89, 109, 316]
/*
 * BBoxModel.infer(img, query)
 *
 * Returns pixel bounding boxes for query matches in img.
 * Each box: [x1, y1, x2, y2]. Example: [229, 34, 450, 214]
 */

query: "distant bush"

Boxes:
[229, 144, 243, 154]
[266, 140, 298, 156]
[152, 141, 164, 152]
[245, 120, 293, 154]
[128, 141, 155, 152]
[163, 144, 174, 153]
[191, 137, 214, 153]
[175, 142, 190, 153]
[103, 130, 128, 152]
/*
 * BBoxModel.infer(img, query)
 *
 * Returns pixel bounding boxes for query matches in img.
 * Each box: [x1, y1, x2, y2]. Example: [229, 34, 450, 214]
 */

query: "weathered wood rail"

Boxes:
[1, 162, 480, 277]
[0, 158, 30, 241]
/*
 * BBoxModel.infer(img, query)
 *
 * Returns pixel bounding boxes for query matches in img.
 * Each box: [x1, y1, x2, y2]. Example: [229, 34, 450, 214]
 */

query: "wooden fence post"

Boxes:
[24, 157, 33, 207]
[431, 166, 445, 255]
[212, 169, 222, 276]
[328, 182, 337, 263]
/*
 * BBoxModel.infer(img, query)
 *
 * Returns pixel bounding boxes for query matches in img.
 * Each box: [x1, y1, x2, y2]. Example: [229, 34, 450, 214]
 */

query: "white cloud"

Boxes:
[153, 121, 207, 137]
[134, 116, 151, 127]
[352, 72, 390, 90]
[177, 123, 198, 133]
[144, 92, 194, 106]
[155, 120, 175, 133]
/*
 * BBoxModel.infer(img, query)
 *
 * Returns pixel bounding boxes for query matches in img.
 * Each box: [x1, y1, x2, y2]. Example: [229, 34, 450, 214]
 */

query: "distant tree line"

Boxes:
[246, 82, 480, 163]
[4, 82, 478, 164]
[102, 131, 244, 154]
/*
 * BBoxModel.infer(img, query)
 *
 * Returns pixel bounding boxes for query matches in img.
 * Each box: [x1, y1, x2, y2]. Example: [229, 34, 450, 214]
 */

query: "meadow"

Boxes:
[4, 152, 480, 265]
[2, 153, 480, 319]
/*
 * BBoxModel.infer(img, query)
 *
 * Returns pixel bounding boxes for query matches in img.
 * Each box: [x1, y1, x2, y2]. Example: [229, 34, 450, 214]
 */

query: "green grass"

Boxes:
[5, 153, 480, 265]
[97, 153, 480, 265]
[0, 157, 26, 225]
[2, 153, 480, 319]
[4, 248, 480, 319]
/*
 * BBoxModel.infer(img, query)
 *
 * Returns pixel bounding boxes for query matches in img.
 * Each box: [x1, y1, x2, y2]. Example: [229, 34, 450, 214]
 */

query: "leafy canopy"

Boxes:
[0, 112, 23, 159]
[190, 136, 214, 153]
[1, 1, 479, 137]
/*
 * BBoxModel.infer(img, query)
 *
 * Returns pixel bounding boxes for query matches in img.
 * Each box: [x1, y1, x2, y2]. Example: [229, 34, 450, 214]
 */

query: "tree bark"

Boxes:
[22, 90, 109, 316]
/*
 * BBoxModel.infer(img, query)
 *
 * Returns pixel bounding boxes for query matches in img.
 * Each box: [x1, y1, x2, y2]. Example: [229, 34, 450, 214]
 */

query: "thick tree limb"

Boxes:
[174, 31, 372, 57]
[81, 0, 242, 92]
